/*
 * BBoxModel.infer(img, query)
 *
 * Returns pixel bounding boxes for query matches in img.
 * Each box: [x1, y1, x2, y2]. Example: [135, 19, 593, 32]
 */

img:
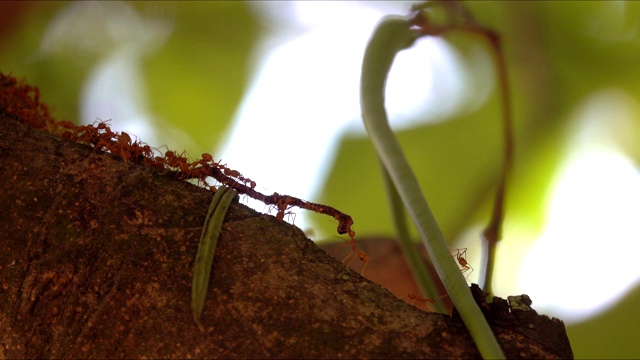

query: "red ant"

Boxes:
[336, 235, 368, 275]
[91, 118, 113, 136]
[52, 120, 78, 139]
[401, 293, 436, 310]
[165, 151, 188, 169]
[148, 155, 167, 168]
[339, 223, 368, 274]
[342, 245, 369, 275]
[275, 195, 294, 221]
[451, 248, 473, 278]
[400, 292, 451, 311]
[190, 166, 211, 186]
[201, 152, 213, 163]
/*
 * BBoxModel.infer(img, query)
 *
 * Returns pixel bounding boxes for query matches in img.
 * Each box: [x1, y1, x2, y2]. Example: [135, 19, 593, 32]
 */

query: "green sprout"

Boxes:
[360, 3, 513, 358]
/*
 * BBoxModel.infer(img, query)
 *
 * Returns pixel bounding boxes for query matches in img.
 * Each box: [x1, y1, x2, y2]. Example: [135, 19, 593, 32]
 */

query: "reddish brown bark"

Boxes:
[0, 73, 572, 358]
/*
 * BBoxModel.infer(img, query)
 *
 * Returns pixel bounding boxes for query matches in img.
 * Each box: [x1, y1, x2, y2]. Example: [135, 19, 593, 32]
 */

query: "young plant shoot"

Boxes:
[192, 185, 237, 332]
[360, 5, 511, 358]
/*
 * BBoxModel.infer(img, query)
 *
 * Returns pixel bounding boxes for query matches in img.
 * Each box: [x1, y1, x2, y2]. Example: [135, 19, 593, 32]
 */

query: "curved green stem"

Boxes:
[360, 16, 504, 359]
[381, 165, 446, 314]
[413, 0, 515, 296]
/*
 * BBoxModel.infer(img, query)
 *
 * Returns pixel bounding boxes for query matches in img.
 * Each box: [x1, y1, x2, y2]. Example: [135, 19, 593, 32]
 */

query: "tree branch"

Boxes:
[0, 75, 572, 358]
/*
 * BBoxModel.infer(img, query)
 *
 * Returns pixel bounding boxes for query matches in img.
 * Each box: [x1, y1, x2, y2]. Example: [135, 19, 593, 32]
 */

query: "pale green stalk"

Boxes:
[360, 16, 504, 359]
[380, 166, 446, 314]
[192, 186, 237, 331]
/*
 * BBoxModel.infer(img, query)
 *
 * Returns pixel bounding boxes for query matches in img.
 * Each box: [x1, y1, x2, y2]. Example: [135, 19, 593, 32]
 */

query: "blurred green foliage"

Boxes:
[0, 1, 258, 155]
[2, 1, 640, 358]
[143, 2, 259, 151]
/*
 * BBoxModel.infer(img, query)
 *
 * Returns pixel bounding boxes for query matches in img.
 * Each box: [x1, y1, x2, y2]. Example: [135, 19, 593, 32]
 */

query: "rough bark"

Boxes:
[0, 78, 572, 358]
